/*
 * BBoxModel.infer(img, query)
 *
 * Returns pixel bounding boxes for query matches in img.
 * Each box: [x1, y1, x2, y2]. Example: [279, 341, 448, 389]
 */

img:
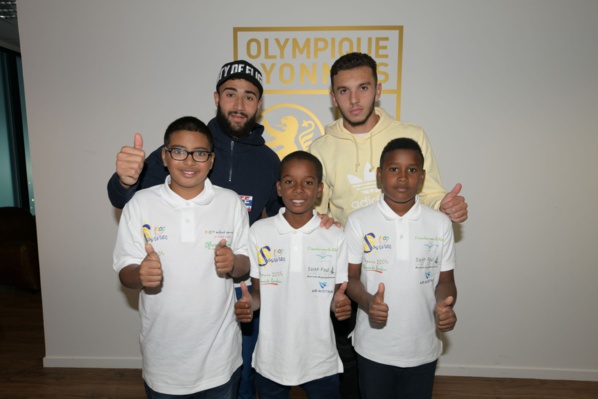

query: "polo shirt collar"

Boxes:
[274, 208, 321, 234]
[377, 195, 422, 221]
[160, 176, 216, 207]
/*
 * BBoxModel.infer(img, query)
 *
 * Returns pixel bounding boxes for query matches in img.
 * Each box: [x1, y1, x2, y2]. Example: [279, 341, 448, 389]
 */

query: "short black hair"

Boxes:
[330, 52, 378, 86]
[380, 138, 425, 168]
[163, 116, 213, 150]
[279, 151, 323, 184]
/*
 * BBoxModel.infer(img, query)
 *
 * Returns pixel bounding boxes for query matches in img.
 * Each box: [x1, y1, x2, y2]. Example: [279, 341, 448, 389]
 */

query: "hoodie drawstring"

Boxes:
[369, 136, 375, 173]
[351, 134, 376, 173]
[352, 135, 360, 172]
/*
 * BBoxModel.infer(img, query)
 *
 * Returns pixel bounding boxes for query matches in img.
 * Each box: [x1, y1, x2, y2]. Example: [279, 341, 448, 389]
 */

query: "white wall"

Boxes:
[18, 0, 598, 380]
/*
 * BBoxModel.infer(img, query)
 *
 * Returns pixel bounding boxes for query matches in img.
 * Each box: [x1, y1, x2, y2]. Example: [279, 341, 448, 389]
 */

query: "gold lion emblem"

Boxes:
[260, 104, 325, 159]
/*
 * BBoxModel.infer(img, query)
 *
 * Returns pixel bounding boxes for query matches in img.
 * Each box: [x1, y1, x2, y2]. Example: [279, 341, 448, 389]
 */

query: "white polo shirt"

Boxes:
[250, 209, 347, 385]
[345, 197, 455, 368]
[113, 177, 249, 395]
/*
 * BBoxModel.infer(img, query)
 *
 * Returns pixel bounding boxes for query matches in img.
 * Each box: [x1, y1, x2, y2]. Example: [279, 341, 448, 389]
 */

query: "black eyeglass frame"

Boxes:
[164, 147, 213, 163]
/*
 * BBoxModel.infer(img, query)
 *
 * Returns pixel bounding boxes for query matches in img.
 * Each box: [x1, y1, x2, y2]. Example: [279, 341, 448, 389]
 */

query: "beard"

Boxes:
[216, 106, 257, 139]
[340, 101, 376, 129]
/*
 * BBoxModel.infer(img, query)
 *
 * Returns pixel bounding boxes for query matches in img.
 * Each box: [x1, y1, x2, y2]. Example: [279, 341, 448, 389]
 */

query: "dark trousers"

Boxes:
[332, 299, 361, 399]
[235, 286, 260, 399]
[357, 354, 437, 399]
[255, 373, 340, 399]
[144, 366, 241, 399]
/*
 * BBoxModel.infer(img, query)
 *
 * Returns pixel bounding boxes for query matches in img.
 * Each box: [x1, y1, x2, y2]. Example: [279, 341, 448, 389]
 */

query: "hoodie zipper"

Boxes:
[228, 141, 234, 182]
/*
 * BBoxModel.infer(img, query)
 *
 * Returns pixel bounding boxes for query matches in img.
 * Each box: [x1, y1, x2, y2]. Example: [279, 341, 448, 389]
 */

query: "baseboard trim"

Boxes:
[436, 365, 598, 382]
[42, 357, 598, 382]
[43, 356, 142, 369]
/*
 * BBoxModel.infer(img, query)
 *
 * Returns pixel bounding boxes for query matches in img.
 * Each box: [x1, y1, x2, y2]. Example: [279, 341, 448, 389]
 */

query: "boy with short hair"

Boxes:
[235, 151, 351, 399]
[345, 138, 457, 399]
[113, 116, 250, 398]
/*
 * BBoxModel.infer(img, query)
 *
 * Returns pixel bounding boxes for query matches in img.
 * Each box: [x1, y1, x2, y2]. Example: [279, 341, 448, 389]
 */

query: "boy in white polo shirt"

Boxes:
[345, 138, 457, 399]
[235, 150, 351, 399]
[113, 116, 250, 399]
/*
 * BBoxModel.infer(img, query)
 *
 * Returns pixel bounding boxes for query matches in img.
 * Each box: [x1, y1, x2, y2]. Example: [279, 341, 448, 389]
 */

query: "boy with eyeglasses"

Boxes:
[113, 116, 250, 398]
[108, 61, 280, 399]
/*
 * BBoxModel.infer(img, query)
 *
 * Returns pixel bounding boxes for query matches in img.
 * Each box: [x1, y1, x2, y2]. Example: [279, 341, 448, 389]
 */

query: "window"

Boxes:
[0, 47, 33, 214]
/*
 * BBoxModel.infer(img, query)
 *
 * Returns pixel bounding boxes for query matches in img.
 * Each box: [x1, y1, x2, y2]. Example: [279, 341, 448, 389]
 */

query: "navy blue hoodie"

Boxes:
[107, 118, 282, 225]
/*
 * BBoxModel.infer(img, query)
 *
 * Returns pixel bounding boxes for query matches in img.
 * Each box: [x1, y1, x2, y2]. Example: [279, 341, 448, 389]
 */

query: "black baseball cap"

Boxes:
[216, 60, 263, 97]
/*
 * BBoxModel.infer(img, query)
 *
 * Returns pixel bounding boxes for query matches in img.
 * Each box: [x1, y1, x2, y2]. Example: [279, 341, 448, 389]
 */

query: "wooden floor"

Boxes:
[1, 287, 597, 399]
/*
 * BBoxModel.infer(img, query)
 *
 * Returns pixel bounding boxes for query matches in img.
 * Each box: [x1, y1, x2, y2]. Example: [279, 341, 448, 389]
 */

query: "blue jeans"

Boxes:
[357, 354, 437, 399]
[255, 373, 340, 399]
[143, 366, 241, 399]
[235, 285, 260, 399]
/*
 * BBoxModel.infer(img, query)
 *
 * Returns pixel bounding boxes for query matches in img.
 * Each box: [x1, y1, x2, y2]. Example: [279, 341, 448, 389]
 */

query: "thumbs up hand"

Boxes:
[435, 296, 457, 332]
[368, 283, 389, 325]
[116, 133, 146, 188]
[439, 183, 468, 223]
[234, 282, 253, 323]
[139, 243, 162, 288]
[332, 282, 351, 321]
[214, 239, 234, 277]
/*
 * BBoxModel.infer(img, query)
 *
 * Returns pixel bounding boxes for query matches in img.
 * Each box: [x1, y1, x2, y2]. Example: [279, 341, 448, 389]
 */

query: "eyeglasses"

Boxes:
[164, 147, 213, 163]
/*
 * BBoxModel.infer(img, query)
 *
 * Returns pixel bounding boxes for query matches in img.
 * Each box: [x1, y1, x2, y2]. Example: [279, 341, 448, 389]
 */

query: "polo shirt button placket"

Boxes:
[398, 218, 405, 239]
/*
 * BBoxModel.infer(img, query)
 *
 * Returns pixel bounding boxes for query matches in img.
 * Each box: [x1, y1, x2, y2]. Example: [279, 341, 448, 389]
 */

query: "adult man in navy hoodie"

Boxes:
[107, 60, 280, 399]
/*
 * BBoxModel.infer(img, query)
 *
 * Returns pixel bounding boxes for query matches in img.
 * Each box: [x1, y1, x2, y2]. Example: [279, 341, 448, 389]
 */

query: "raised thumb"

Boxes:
[375, 282, 385, 302]
[145, 243, 155, 255]
[134, 133, 143, 150]
[337, 281, 347, 296]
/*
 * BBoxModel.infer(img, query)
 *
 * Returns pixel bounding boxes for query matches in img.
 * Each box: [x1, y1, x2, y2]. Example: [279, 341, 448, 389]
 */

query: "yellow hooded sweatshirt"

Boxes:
[309, 108, 447, 226]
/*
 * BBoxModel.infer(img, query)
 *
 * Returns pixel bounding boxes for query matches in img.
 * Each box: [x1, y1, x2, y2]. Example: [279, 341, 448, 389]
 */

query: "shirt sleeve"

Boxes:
[440, 216, 456, 271]
[230, 196, 250, 257]
[113, 199, 146, 272]
[345, 215, 364, 265]
[248, 225, 260, 279]
[335, 229, 349, 283]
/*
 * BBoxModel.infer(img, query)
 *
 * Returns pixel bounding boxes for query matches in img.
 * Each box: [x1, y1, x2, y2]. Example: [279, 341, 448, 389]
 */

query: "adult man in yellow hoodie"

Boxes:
[309, 52, 468, 399]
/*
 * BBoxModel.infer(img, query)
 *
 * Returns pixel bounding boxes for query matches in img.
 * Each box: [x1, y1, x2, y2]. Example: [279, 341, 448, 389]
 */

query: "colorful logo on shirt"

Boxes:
[142, 223, 168, 243]
[239, 195, 253, 212]
[311, 280, 333, 294]
[363, 232, 392, 253]
[142, 224, 151, 243]
[204, 230, 234, 249]
[257, 245, 272, 266]
[257, 245, 286, 267]
[415, 235, 443, 252]
[420, 270, 434, 285]
[415, 256, 440, 270]
[363, 233, 376, 253]
[307, 246, 337, 264]
[423, 242, 439, 251]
